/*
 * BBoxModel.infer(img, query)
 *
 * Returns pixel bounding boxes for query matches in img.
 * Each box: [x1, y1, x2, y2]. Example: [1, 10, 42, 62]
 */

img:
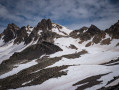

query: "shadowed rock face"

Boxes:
[0, 65, 68, 90]
[25, 19, 53, 44]
[47, 19, 52, 30]
[79, 26, 88, 33]
[85, 42, 92, 47]
[73, 73, 109, 90]
[79, 25, 101, 41]
[69, 26, 88, 38]
[25, 27, 40, 44]
[102, 83, 119, 90]
[14, 26, 28, 44]
[87, 25, 101, 35]
[9, 41, 62, 61]
[35, 19, 52, 31]
[106, 20, 119, 39]
[70, 24, 108, 45]
[37, 29, 62, 44]
[101, 38, 111, 45]
[0, 19, 53, 45]
[92, 31, 106, 44]
[70, 25, 102, 41]
[2, 23, 19, 43]
[0, 41, 62, 74]
[77, 25, 101, 41]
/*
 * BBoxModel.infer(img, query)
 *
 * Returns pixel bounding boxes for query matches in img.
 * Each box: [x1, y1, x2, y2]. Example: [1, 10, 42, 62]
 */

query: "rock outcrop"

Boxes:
[0, 19, 53, 45]
[14, 26, 28, 44]
[79, 25, 101, 41]
[2, 23, 19, 43]
[69, 26, 88, 38]
[35, 19, 52, 31]
[2, 41, 62, 65]
[106, 20, 119, 39]
[25, 19, 53, 44]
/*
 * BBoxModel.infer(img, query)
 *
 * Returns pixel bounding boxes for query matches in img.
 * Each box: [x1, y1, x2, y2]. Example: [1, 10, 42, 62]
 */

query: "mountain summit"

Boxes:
[0, 19, 119, 90]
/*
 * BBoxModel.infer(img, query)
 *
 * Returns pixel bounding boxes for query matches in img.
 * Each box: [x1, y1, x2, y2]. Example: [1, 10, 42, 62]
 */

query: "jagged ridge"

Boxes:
[0, 19, 119, 90]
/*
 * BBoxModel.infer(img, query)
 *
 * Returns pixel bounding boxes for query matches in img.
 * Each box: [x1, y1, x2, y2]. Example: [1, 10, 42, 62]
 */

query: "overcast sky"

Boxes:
[0, 0, 119, 33]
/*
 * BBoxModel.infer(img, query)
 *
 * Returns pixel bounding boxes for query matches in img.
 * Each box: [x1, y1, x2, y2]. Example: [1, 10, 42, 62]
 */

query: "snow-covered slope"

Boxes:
[0, 19, 119, 90]
[52, 23, 72, 36]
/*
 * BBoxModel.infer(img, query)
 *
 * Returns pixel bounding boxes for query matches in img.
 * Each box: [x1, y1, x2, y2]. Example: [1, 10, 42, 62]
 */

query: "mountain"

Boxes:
[0, 19, 119, 90]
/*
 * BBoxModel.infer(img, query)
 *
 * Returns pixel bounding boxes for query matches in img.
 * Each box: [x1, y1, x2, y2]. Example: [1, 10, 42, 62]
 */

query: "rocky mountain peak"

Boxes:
[36, 19, 52, 31]
[1, 19, 119, 90]
[47, 19, 52, 30]
[70, 24, 102, 41]
[80, 26, 88, 30]
[2, 23, 19, 43]
[13, 26, 29, 44]
[90, 24, 97, 28]
[87, 24, 101, 35]
[26, 25, 32, 31]
[7, 23, 19, 31]
[78, 26, 88, 33]
[89, 24, 100, 31]
[24, 19, 56, 44]
[105, 20, 119, 39]
[69, 26, 88, 38]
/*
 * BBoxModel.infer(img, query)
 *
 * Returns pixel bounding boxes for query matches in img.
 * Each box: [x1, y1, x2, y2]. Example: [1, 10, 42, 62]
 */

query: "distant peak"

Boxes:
[85, 24, 101, 36]
[40, 18, 51, 25]
[2, 23, 19, 42]
[36, 18, 52, 31]
[89, 24, 100, 31]
[90, 24, 97, 28]
[80, 26, 88, 30]
[7, 23, 19, 30]
[41, 19, 47, 23]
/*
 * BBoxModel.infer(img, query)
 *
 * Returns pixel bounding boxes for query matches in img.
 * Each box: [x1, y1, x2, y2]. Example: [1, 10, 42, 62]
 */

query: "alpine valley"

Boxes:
[0, 19, 119, 90]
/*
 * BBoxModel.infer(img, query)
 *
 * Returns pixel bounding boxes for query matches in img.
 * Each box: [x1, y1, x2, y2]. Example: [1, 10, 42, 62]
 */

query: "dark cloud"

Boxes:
[0, 0, 119, 33]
